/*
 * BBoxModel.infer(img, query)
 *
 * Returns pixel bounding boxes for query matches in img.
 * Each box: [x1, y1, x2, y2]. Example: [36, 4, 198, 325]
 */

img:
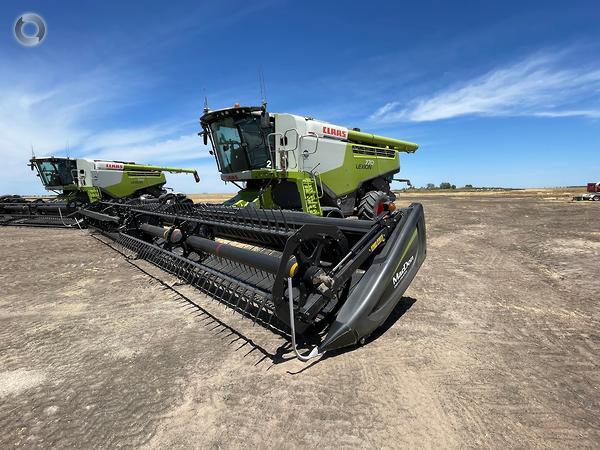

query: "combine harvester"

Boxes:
[0, 156, 199, 227]
[200, 104, 418, 218]
[84, 104, 427, 360]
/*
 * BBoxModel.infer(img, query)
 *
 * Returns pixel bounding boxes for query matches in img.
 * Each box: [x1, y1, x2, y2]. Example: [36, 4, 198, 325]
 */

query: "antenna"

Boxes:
[259, 71, 270, 128]
[66, 140, 70, 158]
[31, 144, 35, 158]
[259, 69, 267, 108]
[203, 95, 209, 113]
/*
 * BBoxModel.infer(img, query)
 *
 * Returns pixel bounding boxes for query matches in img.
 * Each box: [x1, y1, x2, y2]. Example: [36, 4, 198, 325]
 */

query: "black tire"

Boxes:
[357, 190, 389, 220]
[593, 195, 599, 201]
[159, 193, 176, 204]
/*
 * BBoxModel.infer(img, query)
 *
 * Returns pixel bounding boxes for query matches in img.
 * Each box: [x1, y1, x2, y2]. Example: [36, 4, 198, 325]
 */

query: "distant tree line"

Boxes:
[400, 182, 478, 190]
[425, 182, 458, 189]
[399, 183, 519, 191]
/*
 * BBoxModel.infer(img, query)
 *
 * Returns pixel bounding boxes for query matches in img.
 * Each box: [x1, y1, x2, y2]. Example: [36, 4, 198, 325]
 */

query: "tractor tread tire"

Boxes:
[357, 190, 389, 220]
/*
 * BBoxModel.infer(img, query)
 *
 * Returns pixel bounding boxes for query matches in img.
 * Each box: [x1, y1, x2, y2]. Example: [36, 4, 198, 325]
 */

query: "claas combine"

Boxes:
[199, 104, 419, 219]
[1, 104, 426, 360]
[79, 104, 427, 360]
[0, 156, 199, 227]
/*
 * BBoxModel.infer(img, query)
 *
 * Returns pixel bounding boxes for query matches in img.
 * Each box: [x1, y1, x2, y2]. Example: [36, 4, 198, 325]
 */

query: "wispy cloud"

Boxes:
[371, 52, 600, 122]
[80, 123, 190, 153]
[532, 109, 600, 118]
[90, 134, 207, 163]
[0, 57, 210, 194]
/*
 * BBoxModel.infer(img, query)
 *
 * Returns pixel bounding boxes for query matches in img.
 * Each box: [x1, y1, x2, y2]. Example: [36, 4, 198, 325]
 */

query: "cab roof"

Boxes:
[200, 105, 263, 125]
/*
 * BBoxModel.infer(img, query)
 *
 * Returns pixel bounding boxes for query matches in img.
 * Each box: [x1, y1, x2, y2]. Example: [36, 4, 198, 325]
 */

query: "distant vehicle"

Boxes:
[573, 182, 600, 201]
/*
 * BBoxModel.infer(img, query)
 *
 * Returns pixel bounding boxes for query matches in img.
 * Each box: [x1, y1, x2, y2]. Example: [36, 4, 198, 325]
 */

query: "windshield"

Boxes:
[35, 159, 76, 187]
[210, 116, 273, 174]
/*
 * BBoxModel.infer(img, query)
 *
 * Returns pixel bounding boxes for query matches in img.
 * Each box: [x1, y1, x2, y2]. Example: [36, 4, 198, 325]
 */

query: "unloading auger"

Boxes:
[83, 198, 426, 360]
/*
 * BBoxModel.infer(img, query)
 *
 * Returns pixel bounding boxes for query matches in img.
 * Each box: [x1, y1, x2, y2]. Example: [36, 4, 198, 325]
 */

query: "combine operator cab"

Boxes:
[201, 105, 274, 176]
[29, 157, 77, 191]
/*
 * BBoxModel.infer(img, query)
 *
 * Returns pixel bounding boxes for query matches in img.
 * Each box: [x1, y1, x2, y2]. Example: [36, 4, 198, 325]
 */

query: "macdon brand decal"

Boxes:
[322, 126, 347, 138]
[392, 255, 415, 288]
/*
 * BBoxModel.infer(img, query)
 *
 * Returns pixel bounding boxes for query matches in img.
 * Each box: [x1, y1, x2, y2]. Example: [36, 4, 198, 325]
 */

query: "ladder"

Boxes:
[297, 176, 322, 216]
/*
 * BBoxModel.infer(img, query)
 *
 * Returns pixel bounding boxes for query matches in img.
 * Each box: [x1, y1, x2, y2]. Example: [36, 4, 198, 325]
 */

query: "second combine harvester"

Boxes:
[0, 157, 199, 226]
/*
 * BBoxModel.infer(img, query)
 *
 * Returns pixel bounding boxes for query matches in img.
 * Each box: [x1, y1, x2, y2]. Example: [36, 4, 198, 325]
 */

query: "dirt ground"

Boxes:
[0, 190, 598, 448]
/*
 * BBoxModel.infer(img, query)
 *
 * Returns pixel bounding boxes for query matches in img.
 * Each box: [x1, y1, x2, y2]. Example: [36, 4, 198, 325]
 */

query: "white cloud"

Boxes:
[0, 60, 212, 195]
[371, 101, 400, 119]
[371, 52, 600, 122]
[533, 110, 600, 118]
[0, 82, 91, 194]
[81, 125, 181, 153]
[90, 133, 210, 164]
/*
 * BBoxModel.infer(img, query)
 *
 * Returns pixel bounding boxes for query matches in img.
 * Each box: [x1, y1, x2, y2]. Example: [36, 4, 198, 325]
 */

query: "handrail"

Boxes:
[299, 134, 319, 172]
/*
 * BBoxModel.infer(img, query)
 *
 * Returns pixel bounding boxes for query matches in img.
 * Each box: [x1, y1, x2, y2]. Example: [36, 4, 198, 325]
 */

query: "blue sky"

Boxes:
[1, 0, 599, 194]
